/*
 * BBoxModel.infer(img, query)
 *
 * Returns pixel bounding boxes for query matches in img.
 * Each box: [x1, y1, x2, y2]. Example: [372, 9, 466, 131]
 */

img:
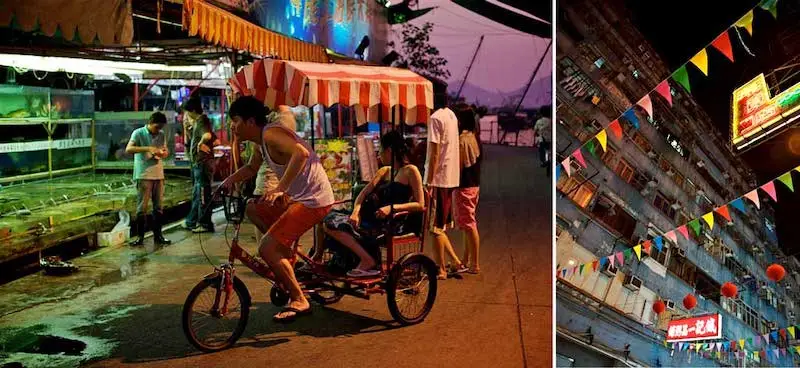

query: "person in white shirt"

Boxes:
[534, 105, 552, 168]
[425, 96, 467, 279]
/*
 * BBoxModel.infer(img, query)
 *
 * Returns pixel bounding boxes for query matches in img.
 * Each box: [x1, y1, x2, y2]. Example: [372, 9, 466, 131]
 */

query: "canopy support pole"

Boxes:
[456, 35, 485, 102]
[515, 39, 552, 114]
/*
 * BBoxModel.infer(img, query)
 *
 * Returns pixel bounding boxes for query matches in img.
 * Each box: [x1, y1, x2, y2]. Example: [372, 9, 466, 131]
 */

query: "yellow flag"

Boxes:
[736, 10, 754, 35]
[634, 244, 642, 260]
[596, 130, 608, 152]
[690, 49, 709, 76]
[702, 212, 714, 230]
[739, 340, 745, 350]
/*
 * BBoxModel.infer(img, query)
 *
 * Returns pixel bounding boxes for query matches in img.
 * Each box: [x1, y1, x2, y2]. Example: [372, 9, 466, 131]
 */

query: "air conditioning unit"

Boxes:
[675, 248, 686, 258]
[623, 274, 642, 290]
[696, 161, 705, 168]
[666, 169, 675, 177]
[696, 190, 705, 196]
[724, 250, 736, 258]
[600, 261, 618, 277]
[647, 151, 657, 158]
[671, 203, 682, 210]
[664, 299, 676, 310]
[647, 180, 658, 188]
[768, 321, 777, 329]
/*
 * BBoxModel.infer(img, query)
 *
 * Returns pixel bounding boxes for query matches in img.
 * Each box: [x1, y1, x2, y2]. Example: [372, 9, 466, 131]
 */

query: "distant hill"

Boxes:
[448, 77, 551, 108]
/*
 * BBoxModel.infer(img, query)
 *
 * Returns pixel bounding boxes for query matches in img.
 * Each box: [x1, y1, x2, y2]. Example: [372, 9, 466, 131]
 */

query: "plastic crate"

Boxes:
[98, 226, 130, 247]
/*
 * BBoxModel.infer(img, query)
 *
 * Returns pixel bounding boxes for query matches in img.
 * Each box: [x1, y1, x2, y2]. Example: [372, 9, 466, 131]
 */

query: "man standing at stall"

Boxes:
[126, 112, 172, 246]
[183, 96, 217, 233]
[425, 96, 466, 279]
[222, 96, 333, 323]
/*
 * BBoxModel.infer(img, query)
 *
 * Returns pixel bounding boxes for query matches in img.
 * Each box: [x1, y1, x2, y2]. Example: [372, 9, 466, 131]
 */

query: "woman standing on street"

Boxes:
[454, 106, 482, 274]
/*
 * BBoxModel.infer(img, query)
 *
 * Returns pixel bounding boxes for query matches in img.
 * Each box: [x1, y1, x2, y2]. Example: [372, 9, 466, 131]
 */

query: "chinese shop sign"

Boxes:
[732, 73, 800, 149]
[666, 314, 723, 342]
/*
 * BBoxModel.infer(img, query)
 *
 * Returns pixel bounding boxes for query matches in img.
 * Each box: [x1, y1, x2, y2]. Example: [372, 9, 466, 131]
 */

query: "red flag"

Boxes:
[677, 225, 690, 240]
[761, 181, 777, 201]
[714, 205, 732, 222]
[643, 240, 652, 254]
[654, 80, 673, 107]
[608, 119, 623, 139]
[637, 94, 654, 118]
[711, 31, 735, 62]
[573, 149, 587, 168]
[592, 260, 599, 272]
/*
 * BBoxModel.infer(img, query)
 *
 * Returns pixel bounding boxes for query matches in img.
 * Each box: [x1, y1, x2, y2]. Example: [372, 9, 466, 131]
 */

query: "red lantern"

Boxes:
[653, 300, 666, 314]
[683, 294, 697, 310]
[766, 264, 786, 282]
[721, 282, 738, 298]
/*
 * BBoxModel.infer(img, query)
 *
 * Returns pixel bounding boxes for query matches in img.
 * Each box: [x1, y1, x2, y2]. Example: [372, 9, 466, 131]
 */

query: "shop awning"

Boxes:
[182, 0, 328, 63]
[0, 0, 133, 45]
[229, 59, 433, 125]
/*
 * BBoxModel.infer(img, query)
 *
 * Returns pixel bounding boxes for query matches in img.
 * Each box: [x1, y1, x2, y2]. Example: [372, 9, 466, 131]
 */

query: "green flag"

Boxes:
[673, 65, 692, 93]
[688, 219, 702, 236]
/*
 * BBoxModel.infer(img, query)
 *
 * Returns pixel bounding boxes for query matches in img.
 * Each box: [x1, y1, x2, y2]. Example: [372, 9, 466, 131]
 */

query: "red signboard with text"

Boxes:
[666, 314, 723, 342]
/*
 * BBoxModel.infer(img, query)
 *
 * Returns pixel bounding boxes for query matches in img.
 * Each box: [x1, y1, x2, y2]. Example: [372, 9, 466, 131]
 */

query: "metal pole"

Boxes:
[514, 40, 552, 114]
[455, 35, 485, 101]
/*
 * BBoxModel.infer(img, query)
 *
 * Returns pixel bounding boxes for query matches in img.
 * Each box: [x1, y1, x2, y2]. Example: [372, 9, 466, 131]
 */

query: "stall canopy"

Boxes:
[0, 0, 133, 45]
[229, 59, 434, 125]
[182, 0, 328, 63]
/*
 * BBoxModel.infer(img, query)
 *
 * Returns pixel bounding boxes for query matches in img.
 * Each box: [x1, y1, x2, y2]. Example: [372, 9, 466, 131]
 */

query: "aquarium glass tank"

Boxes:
[50, 89, 95, 119]
[94, 111, 177, 168]
[0, 84, 51, 119]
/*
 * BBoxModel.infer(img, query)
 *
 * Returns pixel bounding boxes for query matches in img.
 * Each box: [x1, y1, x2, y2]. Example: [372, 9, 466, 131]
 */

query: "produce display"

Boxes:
[314, 139, 354, 206]
[0, 173, 192, 263]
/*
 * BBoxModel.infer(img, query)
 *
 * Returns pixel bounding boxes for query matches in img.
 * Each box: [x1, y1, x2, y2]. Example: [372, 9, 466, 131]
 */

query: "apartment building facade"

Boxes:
[554, 0, 800, 366]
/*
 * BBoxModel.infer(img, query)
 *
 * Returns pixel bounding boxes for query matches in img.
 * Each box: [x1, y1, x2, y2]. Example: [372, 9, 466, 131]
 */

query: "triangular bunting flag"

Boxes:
[579, 264, 585, 275]
[702, 212, 715, 230]
[696, 343, 702, 352]
[760, 0, 778, 19]
[608, 255, 615, 268]
[714, 205, 732, 222]
[643, 240, 652, 255]
[586, 141, 597, 157]
[634, 244, 642, 260]
[623, 109, 640, 129]
[571, 266, 578, 276]
[711, 31, 735, 62]
[690, 49, 709, 76]
[688, 219, 701, 236]
[730, 198, 746, 213]
[678, 225, 690, 240]
[599, 257, 608, 269]
[761, 181, 778, 201]
[573, 149, 587, 168]
[592, 260, 599, 272]
[665, 230, 678, 244]
[764, 333, 771, 343]
[561, 269, 567, 278]
[555, 164, 561, 180]
[638, 94, 654, 119]
[754, 335, 761, 345]
[596, 130, 608, 152]
[616, 252, 624, 265]
[744, 190, 761, 209]
[781, 348, 786, 357]
[673, 65, 692, 93]
[654, 237, 664, 252]
[771, 331, 778, 342]
[788, 326, 796, 339]
[608, 119, 623, 139]
[562, 157, 572, 177]
[623, 248, 632, 261]
[778, 172, 794, 192]
[736, 10, 754, 35]
[655, 80, 673, 106]
[779, 329, 787, 340]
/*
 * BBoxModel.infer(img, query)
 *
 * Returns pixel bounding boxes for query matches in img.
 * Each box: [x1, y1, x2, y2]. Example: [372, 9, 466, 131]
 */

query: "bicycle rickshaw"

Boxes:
[182, 59, 439, 352]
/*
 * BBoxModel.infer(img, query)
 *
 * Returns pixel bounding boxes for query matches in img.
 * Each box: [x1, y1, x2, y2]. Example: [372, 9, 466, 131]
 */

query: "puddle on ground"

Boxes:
[95, 256, 149, 287]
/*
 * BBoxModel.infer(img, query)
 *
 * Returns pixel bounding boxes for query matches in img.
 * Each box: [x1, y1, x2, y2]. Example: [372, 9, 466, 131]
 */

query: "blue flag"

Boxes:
[654, 237, 664, 252]
[623, 109, 640, 129]
[730, 198, 747, 213]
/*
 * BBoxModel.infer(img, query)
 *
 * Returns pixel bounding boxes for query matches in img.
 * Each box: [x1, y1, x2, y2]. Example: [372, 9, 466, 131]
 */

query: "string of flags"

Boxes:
[664, 331, 800, 363]
[556, 0, 780, 181]
[556, 164, 800, 278]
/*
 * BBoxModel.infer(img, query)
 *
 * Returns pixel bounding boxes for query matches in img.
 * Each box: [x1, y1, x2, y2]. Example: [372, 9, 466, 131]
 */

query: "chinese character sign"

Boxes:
[732, 73, 800, 149]
[666, 314, 723, 342]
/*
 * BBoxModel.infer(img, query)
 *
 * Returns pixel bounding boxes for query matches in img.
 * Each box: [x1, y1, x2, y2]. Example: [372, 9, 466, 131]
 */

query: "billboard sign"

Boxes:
[732, 73, 800, 149]
[666, 314, 723, 342]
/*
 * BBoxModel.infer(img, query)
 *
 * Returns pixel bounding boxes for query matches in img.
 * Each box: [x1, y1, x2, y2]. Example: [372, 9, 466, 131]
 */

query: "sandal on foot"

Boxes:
[467, 267, 481, 274]
[273, 306, 312, 323]
[437, 273, 448, 280]
[347, 269, 381, 278]
[450, 263, 469, 274]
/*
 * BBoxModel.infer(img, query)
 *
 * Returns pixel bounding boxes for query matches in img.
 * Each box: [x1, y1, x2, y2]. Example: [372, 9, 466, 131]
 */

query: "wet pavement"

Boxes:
[0, 144, 552, 368]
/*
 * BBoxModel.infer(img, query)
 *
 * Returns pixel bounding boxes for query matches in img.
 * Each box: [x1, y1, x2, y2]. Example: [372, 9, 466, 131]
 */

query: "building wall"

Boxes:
[556, 0, 799, 366]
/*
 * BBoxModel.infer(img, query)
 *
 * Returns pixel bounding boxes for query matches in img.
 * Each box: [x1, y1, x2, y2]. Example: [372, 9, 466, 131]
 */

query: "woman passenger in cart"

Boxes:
[221, 96, 334, 323]
[316, 130, 425, 277]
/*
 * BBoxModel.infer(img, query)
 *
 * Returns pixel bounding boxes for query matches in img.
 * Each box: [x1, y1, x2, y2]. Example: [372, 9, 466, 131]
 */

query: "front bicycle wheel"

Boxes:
[386, 253, 438, 325]
[182, 276, 251, 352]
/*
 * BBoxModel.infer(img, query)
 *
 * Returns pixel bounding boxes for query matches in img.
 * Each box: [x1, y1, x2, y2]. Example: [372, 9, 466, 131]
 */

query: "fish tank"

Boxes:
[94, 111, 179, 169]
[51, 120, 93, 171]
[0, 84, 51, 120]
[50, 89, 95, 120]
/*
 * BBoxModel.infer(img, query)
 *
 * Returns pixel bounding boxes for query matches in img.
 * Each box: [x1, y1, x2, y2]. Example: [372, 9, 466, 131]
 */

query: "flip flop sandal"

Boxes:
[347, 269, 381, 278]
[451, 264, 469, 274]
[273, 306, 312, 323]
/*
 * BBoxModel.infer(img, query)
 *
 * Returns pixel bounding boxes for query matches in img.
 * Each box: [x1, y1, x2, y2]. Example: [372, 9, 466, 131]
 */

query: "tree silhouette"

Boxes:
[388, 22, 451, 80]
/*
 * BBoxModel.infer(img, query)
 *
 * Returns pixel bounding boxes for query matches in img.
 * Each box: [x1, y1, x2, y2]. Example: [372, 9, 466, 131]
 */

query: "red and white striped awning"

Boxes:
[228, 59, 433, 125]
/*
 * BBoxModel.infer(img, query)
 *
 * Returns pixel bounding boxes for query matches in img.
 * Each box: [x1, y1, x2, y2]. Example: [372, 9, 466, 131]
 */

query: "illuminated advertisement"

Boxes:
[666, 314, 723, 342]
[253, 0, 382, 59]
[732, 73, 800, 149]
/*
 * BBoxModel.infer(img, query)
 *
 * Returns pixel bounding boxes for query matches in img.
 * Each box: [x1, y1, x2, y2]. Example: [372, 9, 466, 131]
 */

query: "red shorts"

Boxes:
[453, 187, 480, 230]
[250, 198, 331, 247]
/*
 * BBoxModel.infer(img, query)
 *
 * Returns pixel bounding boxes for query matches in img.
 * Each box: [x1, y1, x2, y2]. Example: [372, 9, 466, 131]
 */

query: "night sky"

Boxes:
[625, 0, 800, 257]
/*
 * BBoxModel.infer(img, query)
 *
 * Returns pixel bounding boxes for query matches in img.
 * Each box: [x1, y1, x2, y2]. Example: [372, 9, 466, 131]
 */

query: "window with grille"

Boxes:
[557, 173, 597, 209]
[615, 159, 635, 183]
[654, 192, 676, 219]
[558, 57, 601, 100]
[630, 131, 652, 153]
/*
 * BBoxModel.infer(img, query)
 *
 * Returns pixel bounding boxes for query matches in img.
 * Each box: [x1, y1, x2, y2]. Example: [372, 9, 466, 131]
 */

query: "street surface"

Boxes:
[0, 144, 552, 368]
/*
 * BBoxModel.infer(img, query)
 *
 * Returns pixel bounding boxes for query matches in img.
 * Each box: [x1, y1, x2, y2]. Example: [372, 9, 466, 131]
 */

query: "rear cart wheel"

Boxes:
[310, 281, 346, 305]
[182, 276, 251, 352]
[386, 253, 438, 325]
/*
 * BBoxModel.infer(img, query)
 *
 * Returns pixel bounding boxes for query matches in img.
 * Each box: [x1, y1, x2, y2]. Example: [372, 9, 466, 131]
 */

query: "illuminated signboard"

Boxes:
[253, 0, 380, 59]
[666, 314, 723, 342]
[732, 73, 800, 149]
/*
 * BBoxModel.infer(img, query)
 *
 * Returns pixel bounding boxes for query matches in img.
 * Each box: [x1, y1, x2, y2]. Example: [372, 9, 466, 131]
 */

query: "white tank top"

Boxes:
[259, 123, 334, 208]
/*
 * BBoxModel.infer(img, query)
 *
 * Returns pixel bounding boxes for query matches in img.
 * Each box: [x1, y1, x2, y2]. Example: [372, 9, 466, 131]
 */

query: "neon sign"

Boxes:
[732, 73, 800, 149]
[666, 314, 723, 342]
